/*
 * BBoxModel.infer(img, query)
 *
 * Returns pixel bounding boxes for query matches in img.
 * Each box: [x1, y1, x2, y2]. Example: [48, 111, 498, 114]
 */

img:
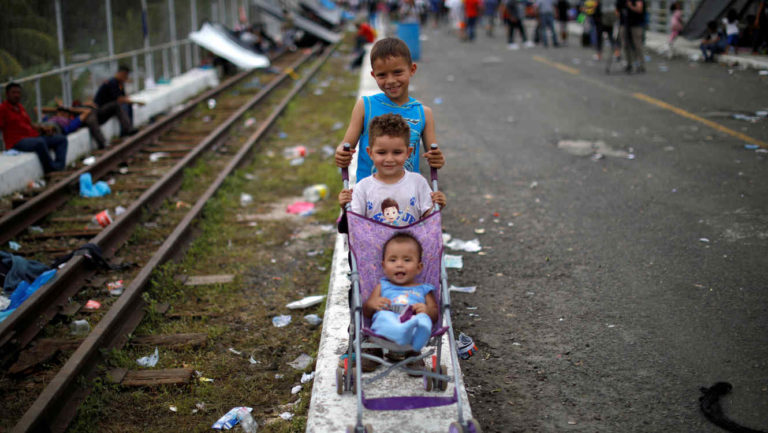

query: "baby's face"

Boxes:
[383, 206, 399, 223]
[382, 240, 422, 285]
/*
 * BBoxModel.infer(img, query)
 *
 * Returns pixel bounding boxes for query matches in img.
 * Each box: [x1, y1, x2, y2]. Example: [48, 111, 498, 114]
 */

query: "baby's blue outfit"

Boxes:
[371, 278, 434, 350]
[356, 93, 426, 183]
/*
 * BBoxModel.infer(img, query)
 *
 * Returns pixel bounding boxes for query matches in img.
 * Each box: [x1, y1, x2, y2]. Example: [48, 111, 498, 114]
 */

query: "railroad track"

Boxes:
[0, 42, 337, 433]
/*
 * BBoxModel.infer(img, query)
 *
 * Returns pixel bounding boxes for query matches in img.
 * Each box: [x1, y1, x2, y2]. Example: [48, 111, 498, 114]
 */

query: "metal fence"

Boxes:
[0, 0, 253, 122]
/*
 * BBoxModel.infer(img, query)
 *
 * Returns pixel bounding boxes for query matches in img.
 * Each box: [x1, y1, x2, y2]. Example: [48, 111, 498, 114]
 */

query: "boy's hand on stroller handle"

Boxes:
[431, 191, 446, 208]
[335, 142, 355, 168]
[338, 189, 353, 208]
[424, 143, 445, 169]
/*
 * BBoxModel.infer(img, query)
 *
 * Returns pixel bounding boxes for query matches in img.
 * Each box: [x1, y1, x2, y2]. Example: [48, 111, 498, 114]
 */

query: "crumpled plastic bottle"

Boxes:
[236, 407, 258, 432]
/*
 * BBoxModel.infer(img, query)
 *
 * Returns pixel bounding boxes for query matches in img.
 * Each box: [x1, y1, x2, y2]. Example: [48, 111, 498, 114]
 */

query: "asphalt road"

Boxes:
[412, 27, 768, 432]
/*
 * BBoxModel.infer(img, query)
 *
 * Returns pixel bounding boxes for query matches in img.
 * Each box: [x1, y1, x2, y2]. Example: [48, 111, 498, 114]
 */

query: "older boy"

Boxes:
[334, 37, 445, 183]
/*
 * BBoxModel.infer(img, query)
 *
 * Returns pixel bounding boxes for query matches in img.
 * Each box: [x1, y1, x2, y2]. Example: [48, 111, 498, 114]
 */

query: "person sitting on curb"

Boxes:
[0, 82, 68, 173]
[700, 20, 727, 62]
[92, 65, 145, 146]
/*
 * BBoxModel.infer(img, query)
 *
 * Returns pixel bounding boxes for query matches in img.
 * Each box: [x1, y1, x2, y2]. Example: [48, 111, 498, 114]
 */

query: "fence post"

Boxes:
[162, 48, 170, 80]
[191, 0, 200, 66]
[54, 0, 72, 107]
[231, 0, 238, 28]
[35, 79, 43, 123]
[132, 55, 140, 92]
[168, 0, 181, 77]
[106, 0, 116, 72]
[219, 0, 226, 26]
[141, 0, 155, 86]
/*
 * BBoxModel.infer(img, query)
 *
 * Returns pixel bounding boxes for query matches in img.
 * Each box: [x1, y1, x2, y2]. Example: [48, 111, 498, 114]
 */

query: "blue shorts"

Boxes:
[727, 34, 738, 46]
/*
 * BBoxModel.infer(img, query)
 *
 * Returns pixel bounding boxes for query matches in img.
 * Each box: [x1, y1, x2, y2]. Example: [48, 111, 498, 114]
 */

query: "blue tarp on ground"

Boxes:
[0, 269, 57, 323]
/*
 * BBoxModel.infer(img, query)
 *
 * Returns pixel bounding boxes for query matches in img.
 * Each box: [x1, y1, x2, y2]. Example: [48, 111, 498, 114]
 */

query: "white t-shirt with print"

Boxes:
[351, 171, 433, 226]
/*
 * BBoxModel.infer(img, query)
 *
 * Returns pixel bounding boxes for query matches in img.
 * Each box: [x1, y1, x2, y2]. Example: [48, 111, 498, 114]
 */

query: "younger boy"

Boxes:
[334, 37, 445, 183]
[339, 113, 446, 223]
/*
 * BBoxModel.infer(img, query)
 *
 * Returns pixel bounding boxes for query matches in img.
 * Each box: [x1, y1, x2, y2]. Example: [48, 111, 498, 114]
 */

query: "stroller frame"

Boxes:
[337, 144, 479, 433]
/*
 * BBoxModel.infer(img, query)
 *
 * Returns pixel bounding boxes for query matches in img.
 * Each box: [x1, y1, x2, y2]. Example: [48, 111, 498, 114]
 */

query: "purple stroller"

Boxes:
[336, 145, 481, 433]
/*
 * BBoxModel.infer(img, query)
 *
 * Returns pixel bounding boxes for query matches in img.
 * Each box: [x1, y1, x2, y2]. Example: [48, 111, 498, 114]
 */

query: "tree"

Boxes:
[0, 0, 59, 81]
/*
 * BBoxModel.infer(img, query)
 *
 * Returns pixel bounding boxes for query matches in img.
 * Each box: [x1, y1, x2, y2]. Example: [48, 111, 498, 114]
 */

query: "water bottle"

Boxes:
[302, 184, 328, 202]
[236, 407, 258, 433]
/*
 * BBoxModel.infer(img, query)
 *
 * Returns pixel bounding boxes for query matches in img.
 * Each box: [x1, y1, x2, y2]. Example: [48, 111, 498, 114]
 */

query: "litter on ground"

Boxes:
[286, 295, 325, 309]
[288, 353, 313, 370]
[83, 300, 101, 310]
[291, 385, 302, 394]
[446, 238, 482, 253]
[107, 280, 124, 296]
[148, 152, 170, 162]
[70, 319, 91, 335]
[444, 254, 463, 269]
[240, 193, 254, 207]
[304, 314, 323, 326]
[272, 315, 292, 327]
[136, 347, 159, 367]
[286, 201, 315, 216]
[8, 241, 21, 251]
[301, 371, 315, 383]
[449, 285, 477, 294]
[302, 184, 329, 202]
[212, 407, 252, 430]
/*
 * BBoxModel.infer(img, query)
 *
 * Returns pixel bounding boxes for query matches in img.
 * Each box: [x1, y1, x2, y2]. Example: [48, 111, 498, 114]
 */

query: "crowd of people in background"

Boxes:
[342, 0, 768, 72]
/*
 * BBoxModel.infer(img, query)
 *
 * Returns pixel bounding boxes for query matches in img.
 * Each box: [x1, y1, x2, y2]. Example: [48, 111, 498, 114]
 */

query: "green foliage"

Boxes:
[0, 0, 58, 81]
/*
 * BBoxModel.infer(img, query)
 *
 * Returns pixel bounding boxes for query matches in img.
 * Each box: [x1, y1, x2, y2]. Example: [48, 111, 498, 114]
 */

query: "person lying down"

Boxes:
[364, 233, 438, 351]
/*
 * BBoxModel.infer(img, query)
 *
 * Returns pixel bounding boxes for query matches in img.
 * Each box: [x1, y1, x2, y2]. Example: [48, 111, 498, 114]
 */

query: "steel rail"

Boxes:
[0, 47, 319, 360]
[11, 42, 337, 433]
[0, 65, 257, 246]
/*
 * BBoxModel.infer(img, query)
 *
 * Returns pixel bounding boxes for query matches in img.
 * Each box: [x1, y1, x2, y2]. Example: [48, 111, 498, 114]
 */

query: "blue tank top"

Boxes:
[379, 278, 434, 309]
[357, 93, 426, 183]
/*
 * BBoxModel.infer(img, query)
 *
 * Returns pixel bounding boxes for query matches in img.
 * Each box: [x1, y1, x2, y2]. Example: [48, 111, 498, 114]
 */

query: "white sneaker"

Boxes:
[524, 41, 534, 48]
[507, 43, 520, 50]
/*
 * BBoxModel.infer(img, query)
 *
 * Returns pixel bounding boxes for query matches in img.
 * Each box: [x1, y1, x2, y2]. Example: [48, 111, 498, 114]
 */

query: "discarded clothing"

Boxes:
[0, 251, 50, 292]
[50, 243, 130, 271]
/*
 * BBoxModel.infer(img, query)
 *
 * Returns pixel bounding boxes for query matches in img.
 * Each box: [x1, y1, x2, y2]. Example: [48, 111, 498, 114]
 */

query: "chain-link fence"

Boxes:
[0, 0, 254, 121]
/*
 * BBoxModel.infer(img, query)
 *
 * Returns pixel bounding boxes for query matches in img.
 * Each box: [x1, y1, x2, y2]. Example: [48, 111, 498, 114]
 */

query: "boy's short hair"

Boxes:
[370, 37, 412, 67]
[369, 113, 410, 148]
[383, 232, 423, 261]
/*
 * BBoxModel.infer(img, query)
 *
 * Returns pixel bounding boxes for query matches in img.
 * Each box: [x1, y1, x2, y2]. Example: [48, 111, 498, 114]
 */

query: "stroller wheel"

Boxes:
[336, 367, 344, 395]
[466, 419, 482, 433]
[438, 365, 448, 391]
[448, 422, 462, 433]
[365, 424, 374, 433]
[424, 373, 433, 391]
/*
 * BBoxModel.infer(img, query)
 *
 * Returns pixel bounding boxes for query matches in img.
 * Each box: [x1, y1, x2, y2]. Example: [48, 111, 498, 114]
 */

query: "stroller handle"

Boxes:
[428, 143, 439, 184]
[341, 143, 351, 183]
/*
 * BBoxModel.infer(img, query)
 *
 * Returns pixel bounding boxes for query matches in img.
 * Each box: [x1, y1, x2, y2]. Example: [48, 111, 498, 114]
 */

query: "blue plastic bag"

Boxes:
[0, 269, 57, 323]
[79, 173, 111, 197]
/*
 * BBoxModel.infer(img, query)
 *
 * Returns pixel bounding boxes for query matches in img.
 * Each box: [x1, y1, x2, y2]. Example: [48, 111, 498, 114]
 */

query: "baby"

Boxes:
[364, 233, 438, 351]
